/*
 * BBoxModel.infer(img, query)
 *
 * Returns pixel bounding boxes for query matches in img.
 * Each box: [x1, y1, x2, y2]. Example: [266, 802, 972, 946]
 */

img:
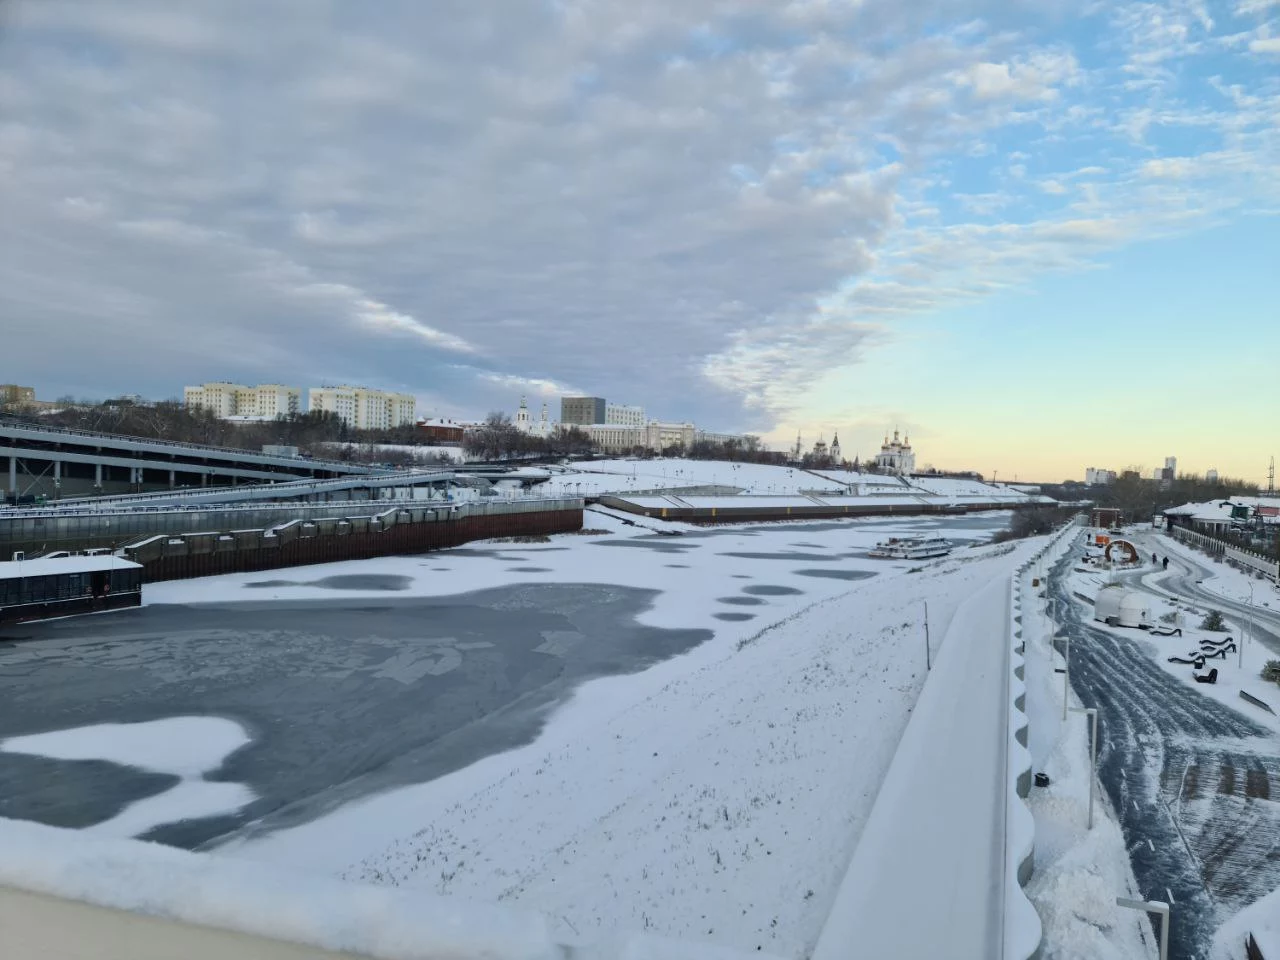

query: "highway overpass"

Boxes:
[1, 418, 377, 501]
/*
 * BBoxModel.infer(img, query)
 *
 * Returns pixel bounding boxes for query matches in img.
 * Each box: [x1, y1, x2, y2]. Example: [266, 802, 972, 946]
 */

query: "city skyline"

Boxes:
[2, 1, 1275, 482]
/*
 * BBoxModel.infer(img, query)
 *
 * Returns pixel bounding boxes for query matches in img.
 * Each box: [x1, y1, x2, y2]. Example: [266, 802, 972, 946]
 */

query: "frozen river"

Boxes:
[0, 511, 1009, 854]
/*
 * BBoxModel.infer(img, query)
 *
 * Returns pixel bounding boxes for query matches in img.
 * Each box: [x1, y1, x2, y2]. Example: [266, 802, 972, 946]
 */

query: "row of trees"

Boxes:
[461, 413, 596, 461]
[1057, 471, 1261, 519]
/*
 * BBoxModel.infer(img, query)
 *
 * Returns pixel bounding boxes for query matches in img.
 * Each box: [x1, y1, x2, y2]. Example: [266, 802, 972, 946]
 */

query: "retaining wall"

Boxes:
[597, 495, 1038, 525]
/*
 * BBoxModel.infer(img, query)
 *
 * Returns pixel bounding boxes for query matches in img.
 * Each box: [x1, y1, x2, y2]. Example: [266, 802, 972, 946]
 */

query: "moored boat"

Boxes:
[868, 536, 952, 560]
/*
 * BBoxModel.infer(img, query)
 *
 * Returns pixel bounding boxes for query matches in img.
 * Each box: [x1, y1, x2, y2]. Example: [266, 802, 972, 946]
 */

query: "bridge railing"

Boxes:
[0, 417, 369, 471]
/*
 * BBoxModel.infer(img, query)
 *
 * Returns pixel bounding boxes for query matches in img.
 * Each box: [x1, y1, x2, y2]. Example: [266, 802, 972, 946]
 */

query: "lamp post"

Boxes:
[1240, 581, 1255, 670]
[1070, 707, 1098, 828]
[1116, 898, 1169, 960]
[1062, 631, 1072, 722]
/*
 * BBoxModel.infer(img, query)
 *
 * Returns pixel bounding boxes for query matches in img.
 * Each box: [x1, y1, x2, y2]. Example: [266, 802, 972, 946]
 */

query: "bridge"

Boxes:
[1, 417, 379, 501]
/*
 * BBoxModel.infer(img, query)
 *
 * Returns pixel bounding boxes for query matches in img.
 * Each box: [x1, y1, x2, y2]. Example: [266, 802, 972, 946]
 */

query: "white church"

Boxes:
[514, 396, 552, 438]
[874, 429, 915, 475]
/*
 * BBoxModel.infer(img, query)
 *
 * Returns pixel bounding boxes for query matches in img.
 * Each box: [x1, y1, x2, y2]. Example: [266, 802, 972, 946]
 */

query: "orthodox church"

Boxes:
[514, 396, 551, 438]
[874, 429, 915, 475]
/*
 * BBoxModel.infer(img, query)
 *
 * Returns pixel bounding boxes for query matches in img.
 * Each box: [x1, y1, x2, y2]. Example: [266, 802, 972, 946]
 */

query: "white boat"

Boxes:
[868, 536, 953, 560]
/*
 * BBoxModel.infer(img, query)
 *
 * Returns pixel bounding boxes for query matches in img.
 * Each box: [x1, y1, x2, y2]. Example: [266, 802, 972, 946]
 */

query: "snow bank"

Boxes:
[1212, 885, 1280, 960]
[227, 541, 1037, 957]
[810, 573, 1014, 959]
[0, 817, 560, 960]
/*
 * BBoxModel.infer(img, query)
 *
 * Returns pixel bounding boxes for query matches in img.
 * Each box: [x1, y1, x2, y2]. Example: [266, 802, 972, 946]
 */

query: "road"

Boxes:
[1048, 539, 1280, 960]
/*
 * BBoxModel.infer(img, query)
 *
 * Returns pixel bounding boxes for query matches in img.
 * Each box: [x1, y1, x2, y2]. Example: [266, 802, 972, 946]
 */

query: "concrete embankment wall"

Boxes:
[119, 498, 584, 582]
[597, 495, 1036, 524]
[0, 886, 368, 960]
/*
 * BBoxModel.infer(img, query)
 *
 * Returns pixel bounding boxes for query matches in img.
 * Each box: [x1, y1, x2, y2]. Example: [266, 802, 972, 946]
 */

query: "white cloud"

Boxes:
[1249, 36, 1280, 52]
[0, 0, 1275, 433]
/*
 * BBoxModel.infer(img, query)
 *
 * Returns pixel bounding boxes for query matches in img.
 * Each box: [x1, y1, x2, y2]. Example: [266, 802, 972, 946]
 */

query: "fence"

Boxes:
[1170, 527, 1278, 582]
[119, 498, 584, 582]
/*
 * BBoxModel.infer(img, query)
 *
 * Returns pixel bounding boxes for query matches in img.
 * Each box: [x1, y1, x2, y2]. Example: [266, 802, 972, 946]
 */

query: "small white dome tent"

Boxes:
[1094, 586, 1151, 627]
[1118, 591, 1151, 628]
[1094, 586, 1123, 624]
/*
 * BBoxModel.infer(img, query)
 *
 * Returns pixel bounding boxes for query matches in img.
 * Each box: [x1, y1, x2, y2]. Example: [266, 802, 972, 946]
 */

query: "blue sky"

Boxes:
[0, 0, 1276, 480]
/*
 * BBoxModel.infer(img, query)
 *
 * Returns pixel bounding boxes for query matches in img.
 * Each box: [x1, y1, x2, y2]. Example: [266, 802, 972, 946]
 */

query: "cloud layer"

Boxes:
[1, 0, 1276, 429]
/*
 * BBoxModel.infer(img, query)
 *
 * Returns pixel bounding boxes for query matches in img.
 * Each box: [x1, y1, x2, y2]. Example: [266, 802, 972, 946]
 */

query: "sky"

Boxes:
[0, 0, 1276, 482]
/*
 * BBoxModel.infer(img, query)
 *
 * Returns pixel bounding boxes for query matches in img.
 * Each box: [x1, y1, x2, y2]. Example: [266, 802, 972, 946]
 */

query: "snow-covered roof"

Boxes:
[0, 554, 142, 580]
[1165, 496, 1280, 521]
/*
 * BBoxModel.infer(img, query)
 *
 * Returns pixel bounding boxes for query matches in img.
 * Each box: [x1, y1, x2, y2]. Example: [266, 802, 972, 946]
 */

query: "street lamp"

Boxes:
[1240, 581, 1255, 670]
[1070, 707, 1098, 829]
[1116, 898, 1169, 960]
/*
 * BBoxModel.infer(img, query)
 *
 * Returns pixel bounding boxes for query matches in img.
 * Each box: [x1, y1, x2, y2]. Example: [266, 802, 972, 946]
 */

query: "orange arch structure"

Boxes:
[1104, 538, 1140, 564]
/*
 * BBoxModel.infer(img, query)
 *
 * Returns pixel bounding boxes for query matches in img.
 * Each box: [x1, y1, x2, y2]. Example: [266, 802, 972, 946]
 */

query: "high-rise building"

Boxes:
[1206, 468, 1219, 483]
[1084, 467, 1117, 485]
[0, 384, 36, 407]
[561, 396, 607, 425]
[308, 386, 416, 430]
[1162, 456, 1177, 481]
[183, 382, 301, 420]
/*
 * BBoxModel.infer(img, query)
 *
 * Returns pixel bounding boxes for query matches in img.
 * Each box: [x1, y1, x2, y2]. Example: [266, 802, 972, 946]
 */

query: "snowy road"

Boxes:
[1051, 544, 1280, 959]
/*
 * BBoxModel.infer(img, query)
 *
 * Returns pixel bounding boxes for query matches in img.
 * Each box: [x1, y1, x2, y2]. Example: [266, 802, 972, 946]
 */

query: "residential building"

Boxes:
[561, 396, 607, 425]
[605, 403, 645, 428]
[184, 382, 301, 420]
[1162, 455, 1177, 482]
[874, 429, 915, 475]
[308, 386, 416, 430]
[1, 385, 36, 407]
[1084, 467, 1117, 485]
[417, 419, 467, 444]
[1206, 468, 1219, 483]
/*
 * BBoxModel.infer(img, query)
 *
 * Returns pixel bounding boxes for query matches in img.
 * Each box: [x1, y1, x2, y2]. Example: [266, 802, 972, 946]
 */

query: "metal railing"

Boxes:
[0, 417, 372, 472]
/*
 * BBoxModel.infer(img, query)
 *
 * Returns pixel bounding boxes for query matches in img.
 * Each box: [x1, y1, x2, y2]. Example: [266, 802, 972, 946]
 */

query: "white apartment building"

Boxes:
[308, 386, 416, 430]
[579, 424, 643, 454]
[183, 382, 301, 420]
[605, 403, 646, 428]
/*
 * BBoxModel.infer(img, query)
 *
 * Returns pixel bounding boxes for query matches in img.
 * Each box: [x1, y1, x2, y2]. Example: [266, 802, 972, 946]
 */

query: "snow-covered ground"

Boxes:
[538, 459, 846, 497]
[1056, 529, 1280, 957]
[1154, 530, 1280, 613]
[59, 509, 1011, 956]
[218, 535, 1036, 955]
[1020, 537, 1158, 960]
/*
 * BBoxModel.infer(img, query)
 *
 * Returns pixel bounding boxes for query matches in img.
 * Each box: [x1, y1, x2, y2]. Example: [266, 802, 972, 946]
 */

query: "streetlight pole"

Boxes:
[1063, 631, 1072, 722]
[923, 600, 931, 671]
[1241, 581, 1255, 670]
[1116, 898, 1169, 960]
[1070, 707, 1098, 829]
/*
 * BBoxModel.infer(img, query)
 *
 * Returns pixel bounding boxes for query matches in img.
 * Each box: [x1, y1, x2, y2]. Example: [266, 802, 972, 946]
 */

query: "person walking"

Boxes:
[1162, 556, 1169, 570]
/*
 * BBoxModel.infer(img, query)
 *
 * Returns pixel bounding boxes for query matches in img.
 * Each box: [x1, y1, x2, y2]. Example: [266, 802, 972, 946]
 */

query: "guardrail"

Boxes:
[0, 416, 365, 470]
